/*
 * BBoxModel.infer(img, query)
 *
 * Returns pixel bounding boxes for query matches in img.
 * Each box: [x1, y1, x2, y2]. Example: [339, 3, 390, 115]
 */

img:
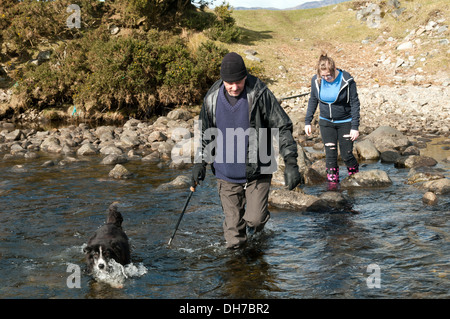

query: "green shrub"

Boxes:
[205, 4, 241, 43]
[13, 28, 228, 118]
[108, 0, 193, 29]
[194, 40, 228, 86]
[0, 0, 105, 59]
[180, 6, 216, 31]
[3, 0, 232, 120]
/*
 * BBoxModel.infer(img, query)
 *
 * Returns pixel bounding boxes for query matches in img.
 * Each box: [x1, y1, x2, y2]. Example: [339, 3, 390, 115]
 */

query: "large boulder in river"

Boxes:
[367, 126, 411, 153]
[318, 191, 352, 210]
[380, 150, 401, 163]
[268, 188, 351, 212]
[341, 169, 392, 188]
[355, 139, 380, 160]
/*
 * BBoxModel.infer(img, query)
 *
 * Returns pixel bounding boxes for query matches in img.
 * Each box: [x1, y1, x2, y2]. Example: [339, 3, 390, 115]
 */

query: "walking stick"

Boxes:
[168, 186, 195, 246]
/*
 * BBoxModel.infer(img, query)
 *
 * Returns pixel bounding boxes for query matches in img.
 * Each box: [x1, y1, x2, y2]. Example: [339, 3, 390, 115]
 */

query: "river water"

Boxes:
[0, 137, 449, 299]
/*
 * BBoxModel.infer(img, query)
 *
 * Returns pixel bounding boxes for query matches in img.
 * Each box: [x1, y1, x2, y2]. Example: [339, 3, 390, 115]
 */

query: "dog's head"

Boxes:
[85, 245, 113, 274]
[84, 243, 129, 288]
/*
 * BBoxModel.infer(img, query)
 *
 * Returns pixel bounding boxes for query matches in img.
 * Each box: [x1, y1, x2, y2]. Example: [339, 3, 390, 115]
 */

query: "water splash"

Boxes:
[93, 259, 147, 288]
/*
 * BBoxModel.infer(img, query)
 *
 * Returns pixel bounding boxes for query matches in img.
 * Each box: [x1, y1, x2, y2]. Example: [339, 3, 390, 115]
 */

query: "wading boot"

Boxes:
[347, 164, 359, 176]
[326, 167, 339, 191]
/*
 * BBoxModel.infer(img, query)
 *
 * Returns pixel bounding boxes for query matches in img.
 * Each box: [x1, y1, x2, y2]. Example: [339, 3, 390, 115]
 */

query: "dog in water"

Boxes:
[84, 202, 131, 278]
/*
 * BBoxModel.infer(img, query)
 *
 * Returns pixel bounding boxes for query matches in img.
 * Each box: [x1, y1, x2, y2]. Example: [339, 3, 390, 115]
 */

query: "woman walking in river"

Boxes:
[304, 53, 361, 189]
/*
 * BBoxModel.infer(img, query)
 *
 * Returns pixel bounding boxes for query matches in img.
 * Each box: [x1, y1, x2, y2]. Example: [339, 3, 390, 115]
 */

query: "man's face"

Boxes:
[223, 76, 247, 97]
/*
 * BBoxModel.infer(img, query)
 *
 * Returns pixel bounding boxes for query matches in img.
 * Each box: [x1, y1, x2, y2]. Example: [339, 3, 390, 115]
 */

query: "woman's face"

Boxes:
[320, 68, 336, 82]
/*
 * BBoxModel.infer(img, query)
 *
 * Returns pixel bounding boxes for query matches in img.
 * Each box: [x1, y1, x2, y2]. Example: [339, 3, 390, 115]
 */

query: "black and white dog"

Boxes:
[84, 202, 131, 276]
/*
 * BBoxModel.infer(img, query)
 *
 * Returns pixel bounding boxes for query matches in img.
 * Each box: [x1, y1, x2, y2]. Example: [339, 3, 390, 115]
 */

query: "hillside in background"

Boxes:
[290, 0, 350, 10]
[0, 0, 448, 122]
[226, 0, 449, 97]
[234, 0, 351, 11]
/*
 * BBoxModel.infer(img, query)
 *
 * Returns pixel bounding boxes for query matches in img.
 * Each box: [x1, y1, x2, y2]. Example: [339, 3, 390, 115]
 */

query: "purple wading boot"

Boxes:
[326, 167, 339, 191]
[347, 164, 359, 176]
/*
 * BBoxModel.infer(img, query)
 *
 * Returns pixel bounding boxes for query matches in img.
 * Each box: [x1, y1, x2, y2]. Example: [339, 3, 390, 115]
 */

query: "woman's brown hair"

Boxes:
[317, 53, 336, 85]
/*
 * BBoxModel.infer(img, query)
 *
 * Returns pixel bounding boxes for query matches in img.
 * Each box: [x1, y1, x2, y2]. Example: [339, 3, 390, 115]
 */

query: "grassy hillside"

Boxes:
[224, 0, 449, 95]
[0, 0, 448, 122]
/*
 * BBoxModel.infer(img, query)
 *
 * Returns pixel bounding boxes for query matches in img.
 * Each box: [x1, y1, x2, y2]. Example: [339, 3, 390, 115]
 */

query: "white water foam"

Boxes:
[92, 260, 148, 288]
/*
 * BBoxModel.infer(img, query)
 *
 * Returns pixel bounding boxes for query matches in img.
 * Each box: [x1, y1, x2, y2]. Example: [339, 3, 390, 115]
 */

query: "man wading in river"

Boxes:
[191, 52, 304, 249]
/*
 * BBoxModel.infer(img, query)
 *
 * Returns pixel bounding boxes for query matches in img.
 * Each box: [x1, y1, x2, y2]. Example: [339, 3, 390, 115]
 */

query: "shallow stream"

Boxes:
[0, 138, 448, 299]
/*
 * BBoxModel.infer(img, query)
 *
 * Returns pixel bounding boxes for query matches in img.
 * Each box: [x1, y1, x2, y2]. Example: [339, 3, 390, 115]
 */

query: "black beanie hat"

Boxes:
[220, 52, 247, 82]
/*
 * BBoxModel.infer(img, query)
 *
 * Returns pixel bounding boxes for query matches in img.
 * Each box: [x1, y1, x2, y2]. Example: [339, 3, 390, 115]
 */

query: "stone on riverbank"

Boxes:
[77, 143, 98, 156]
[142, 151, 161, 163]
[401, 145, 420, 156]
[100, 145, 123, 156]
[5, 129, 23, 142]
[95, 126, 116, 141]
[148, 131, 167, 143]
[41, 136, 62, 153]
[166, 109, 192, 121]
[120, 130, 140, 148]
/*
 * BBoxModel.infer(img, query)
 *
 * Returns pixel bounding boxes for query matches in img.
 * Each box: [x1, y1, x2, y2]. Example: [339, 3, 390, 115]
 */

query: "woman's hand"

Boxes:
[305, 125, 312, 136]
[350, 129, 359, 141]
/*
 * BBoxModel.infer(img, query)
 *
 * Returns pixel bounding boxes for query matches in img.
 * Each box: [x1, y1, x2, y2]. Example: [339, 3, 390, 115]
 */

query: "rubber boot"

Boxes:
[347, 164, 359, 176]
[326, 167, 339, 191]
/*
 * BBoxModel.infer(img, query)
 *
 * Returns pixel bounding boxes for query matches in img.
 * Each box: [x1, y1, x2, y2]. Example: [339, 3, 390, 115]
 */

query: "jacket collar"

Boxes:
[314, 69, 353, 93]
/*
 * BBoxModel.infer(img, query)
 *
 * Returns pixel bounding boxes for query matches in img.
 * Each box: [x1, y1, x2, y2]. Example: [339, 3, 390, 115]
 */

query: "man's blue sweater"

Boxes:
[214, 86, 249, 183]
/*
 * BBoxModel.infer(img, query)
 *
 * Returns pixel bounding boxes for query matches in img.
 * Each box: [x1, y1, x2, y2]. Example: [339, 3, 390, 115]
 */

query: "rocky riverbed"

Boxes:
[1, 85, 449, 211]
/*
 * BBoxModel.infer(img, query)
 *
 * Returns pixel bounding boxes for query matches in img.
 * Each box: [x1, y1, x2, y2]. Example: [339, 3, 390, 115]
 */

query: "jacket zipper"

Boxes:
[316, 75, 352, 122]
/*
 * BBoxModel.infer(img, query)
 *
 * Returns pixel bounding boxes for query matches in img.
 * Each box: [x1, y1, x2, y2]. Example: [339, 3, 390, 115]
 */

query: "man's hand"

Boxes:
[284, 157, 304, 190]
[191, 163, 206, 189]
